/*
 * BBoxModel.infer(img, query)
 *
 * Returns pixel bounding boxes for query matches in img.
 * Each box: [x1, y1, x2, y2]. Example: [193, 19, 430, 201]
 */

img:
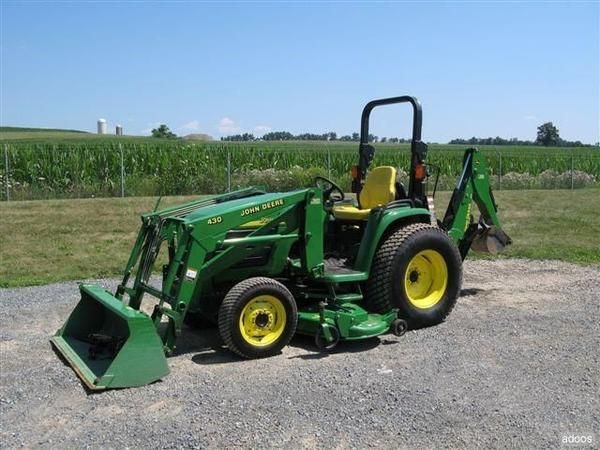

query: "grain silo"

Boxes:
[97, 119, 107, 134]
[116, 125, 123, 136]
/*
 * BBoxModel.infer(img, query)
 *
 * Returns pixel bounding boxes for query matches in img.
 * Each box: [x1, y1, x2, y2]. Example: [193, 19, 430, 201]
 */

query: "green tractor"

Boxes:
[51, 96, 511, 390]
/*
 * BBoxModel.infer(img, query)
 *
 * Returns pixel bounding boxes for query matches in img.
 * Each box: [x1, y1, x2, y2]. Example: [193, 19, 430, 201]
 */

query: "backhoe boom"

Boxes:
[442, 148, 512, 258]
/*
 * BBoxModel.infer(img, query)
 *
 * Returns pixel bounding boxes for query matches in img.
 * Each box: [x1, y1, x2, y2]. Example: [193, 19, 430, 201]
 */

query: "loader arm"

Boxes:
[51, 187, 325, 390]
[442, 148, 511, 259]
[119, 188, 325, 354]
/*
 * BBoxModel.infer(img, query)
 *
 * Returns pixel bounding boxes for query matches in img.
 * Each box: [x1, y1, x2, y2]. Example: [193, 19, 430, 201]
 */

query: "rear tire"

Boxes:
[218, 277, 298, 359]
[365, 223, 462, 328]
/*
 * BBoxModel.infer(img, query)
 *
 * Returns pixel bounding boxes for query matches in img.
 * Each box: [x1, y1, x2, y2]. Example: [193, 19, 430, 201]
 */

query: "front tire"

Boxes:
[365, 223, 462, 328]
[218, 277, 298, 359]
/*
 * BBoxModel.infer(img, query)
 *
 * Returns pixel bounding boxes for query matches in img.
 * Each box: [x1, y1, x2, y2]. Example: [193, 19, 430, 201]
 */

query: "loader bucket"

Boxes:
[471, 225, 512, 254]
[50, 284, 169, 390]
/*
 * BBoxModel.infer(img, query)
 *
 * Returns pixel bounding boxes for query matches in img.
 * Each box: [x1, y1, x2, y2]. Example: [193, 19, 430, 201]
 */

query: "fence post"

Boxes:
[227, 148, 231, 192]
[119, 144, 125, 198]
[4, 144, 9, 201]
[498, 152, 502, 190]
[570, 152, 574, 190]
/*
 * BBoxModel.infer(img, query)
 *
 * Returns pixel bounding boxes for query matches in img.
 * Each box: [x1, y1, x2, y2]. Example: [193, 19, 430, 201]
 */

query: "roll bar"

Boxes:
[353, 95, 428, 206]
[359, 95, 423, 144]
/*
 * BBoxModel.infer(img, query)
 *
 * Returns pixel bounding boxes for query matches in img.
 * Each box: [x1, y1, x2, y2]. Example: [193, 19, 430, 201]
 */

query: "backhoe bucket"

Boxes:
[471, 225, 512, 254]
[50, 284, 169, 390]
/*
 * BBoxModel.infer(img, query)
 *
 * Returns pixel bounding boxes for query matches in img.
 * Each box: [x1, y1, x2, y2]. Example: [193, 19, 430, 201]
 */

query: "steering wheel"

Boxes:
[314, 176, 345, 204]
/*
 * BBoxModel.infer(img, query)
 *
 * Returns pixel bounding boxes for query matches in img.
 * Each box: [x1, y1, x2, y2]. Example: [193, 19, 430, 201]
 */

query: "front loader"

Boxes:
[51, 95, 511, 390]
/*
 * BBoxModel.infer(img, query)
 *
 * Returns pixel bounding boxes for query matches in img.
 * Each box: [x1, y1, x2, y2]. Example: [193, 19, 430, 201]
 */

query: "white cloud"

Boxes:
[218, 117, 240, 134]
[181, 120, 202, 131]
[254, 125, 272, 134]
[524, 115, 537, 121]
[140, 122, 162, 135]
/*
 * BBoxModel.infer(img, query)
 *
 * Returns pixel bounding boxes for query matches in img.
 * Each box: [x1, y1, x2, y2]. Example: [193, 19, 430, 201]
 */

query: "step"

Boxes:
[320, 269, 368, 283]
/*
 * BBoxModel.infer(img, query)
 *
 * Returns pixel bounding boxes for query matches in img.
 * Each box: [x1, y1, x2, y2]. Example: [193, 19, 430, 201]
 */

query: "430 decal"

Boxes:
[207, 216, 223, 225]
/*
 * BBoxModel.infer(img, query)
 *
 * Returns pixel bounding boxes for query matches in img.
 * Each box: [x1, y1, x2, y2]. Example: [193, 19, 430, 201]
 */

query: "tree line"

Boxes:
[221, 131, 411, 143]
[152, 122, 593, 147]
[220, 122, 590, 147]
[439, 123, 588, 147]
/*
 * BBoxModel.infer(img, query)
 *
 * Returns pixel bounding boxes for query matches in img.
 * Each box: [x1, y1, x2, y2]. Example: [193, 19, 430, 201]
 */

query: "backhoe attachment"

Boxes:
[442, 148, 512, 259]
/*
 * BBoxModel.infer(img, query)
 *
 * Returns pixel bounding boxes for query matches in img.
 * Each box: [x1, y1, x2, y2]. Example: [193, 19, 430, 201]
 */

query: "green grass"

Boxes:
[435, 189, 600, 264]
[1, 189, 598, 287]
[0, 195, 194, 287]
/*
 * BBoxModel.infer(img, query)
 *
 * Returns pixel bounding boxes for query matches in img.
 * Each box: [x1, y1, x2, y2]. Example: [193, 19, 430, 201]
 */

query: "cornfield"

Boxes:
[1, 141, 599, 200]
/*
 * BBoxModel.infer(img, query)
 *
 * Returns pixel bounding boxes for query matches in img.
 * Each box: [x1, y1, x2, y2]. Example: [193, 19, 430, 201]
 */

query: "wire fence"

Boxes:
[1, 142, 599, 201]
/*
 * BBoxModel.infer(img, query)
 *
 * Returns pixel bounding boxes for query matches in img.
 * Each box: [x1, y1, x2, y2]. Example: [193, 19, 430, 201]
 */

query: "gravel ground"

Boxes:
[0, 259, 598, 449]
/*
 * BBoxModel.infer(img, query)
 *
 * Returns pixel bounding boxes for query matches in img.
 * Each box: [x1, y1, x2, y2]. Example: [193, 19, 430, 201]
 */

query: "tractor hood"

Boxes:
[181, 189, 310, 224]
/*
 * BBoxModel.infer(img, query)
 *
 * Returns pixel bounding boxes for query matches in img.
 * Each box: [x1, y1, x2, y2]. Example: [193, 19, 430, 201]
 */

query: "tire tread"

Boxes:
[218, 277, 297, 359]
[365, 223, 461, 326]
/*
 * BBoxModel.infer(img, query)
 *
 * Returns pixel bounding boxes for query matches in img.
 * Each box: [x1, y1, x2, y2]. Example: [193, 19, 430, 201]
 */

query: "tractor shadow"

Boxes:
[461, 288, 486, 297]
[177, 324, 245, 365]
[178, 323, 393, 365]
[286, 334, 388, 360]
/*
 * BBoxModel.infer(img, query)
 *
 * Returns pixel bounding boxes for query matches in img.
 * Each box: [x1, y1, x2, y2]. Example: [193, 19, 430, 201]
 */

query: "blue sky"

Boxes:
[1, 1, 599, 143]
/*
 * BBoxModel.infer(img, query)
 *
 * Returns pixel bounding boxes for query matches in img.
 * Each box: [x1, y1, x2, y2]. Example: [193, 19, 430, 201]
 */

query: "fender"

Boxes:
[354, 206, 431, 274]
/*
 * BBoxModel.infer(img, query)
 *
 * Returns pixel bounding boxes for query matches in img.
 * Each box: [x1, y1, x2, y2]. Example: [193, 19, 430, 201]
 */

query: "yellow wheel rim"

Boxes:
[239, 295, 287, 347]
[404, 250, 448, 309]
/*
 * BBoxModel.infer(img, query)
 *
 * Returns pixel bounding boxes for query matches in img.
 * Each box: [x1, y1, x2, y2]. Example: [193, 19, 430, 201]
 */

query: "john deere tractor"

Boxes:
[51, 96, 511, 390]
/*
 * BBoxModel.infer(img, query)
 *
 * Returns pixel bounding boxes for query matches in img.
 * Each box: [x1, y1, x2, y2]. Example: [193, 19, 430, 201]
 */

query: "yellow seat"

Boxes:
[332, 203, 373, 220]
[333, 166, 397, 220]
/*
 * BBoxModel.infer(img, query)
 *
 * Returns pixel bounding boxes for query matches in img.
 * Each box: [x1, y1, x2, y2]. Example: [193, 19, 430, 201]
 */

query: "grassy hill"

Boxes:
[0, 126, 91, 141]
[0, 126, 169, 143]
[0, 126, 88, 133]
